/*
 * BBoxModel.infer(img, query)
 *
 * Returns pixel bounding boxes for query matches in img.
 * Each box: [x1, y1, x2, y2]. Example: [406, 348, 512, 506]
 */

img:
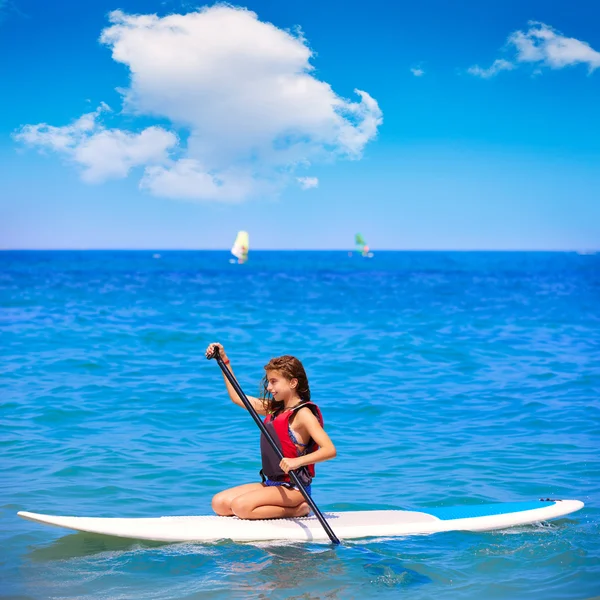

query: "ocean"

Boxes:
[2, 250, 599, 599]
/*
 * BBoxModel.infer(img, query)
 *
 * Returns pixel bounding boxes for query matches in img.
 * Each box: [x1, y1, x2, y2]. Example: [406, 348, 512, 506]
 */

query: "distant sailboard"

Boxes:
[352, 233, 373, 258]
[18, 499, 583, 543]
[230, 231, 249, 264]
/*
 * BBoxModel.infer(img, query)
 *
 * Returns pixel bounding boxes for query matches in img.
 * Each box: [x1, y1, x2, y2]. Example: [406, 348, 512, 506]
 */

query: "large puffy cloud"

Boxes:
[15, 5, 382, 201]
[468, 22, 600, 78]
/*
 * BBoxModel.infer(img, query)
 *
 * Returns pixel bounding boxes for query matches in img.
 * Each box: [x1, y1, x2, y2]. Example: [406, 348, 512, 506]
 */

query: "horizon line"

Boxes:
[1, 248, 597, 253]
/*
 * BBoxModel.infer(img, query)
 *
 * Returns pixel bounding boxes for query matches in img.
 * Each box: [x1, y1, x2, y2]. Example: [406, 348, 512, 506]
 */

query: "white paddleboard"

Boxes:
[18, 499, 583, 543]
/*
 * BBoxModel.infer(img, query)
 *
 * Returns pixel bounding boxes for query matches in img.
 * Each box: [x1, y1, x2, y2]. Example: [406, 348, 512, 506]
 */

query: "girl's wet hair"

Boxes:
[260, 355, 311, 414]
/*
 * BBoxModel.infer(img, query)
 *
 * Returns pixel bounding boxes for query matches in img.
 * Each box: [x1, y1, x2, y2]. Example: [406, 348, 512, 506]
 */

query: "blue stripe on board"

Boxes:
[425, 501, 556, 520]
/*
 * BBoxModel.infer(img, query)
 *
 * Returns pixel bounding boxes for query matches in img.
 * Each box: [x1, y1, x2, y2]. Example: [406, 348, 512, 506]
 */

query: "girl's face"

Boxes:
[266, 370, 298, 401]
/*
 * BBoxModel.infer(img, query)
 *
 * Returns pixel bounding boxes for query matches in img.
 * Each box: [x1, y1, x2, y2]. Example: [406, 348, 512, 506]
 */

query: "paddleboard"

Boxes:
[18, 499, 583, 543]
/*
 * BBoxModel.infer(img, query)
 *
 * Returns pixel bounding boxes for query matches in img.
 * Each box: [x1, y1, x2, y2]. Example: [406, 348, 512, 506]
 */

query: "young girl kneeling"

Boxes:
[205, 343, 336, 520]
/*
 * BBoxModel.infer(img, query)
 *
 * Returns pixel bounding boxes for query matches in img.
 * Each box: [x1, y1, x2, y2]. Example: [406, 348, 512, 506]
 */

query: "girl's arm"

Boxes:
[205, 343, 267, 415]
[279, 408, 336, 472]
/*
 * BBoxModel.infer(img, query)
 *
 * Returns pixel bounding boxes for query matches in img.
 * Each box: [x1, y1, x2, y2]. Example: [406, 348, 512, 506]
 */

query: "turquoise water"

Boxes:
[2, 250, 599, 599]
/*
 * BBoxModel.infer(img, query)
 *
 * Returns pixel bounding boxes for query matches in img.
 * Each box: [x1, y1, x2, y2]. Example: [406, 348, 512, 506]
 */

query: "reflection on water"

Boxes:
[24, 532, 432, 598]
[27, 532, 168, 562]
[18, 515, 586, 598]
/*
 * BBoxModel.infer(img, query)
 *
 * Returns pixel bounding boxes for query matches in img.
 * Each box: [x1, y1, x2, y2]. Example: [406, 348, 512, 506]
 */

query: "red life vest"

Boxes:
[260, 402, 323, 485]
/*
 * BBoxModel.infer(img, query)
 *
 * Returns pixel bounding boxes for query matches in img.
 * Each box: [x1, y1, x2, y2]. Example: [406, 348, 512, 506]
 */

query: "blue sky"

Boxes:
[2, 0, 599, 250]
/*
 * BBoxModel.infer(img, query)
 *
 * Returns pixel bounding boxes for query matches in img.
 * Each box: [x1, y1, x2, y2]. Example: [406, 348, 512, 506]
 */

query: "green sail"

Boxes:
[355, 233, 366, 250]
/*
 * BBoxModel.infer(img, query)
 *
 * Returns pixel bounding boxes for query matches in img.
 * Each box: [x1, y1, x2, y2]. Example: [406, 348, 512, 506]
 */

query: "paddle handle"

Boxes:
[208, 347, 340, 545]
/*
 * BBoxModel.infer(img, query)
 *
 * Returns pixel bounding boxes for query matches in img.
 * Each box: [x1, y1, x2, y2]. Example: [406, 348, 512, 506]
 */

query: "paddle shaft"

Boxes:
[209, 349, 340, 545]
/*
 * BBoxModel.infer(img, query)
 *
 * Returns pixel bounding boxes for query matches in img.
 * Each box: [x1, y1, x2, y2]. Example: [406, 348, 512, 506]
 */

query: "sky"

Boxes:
[1, 0, 599, 250]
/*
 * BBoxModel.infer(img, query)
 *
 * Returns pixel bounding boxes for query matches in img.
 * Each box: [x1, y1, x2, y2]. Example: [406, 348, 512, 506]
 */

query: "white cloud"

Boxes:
[15, 103, 108, 152]
[74, 126, 178, 182]
[141, 159, 259, 202]
[410, 67, 425, 77]
[297, 176, 318, 189]
[468, 21, 600, 78]
[13, 104, 177, 181]
[15, 6, 382, 202]
[467, 59, 515, 79]
[510, 22, 600, 71]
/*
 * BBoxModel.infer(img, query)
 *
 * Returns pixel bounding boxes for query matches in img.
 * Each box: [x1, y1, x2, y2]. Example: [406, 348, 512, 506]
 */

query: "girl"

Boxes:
[205, 343, 336, 520]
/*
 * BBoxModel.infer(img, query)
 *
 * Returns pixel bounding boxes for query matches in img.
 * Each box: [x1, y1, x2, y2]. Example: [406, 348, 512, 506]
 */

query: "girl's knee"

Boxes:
[230, 496, 252, 519]
[211, 492, 232, 516]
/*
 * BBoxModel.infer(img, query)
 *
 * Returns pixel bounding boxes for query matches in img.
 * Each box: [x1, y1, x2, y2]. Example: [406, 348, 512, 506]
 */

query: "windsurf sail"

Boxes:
[231, 231, 249, 263]
[355, 233, 372, 257]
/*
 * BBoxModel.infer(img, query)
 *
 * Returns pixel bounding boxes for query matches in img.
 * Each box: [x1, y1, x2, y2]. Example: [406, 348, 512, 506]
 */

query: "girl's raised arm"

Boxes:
[205, 343, 267, 415]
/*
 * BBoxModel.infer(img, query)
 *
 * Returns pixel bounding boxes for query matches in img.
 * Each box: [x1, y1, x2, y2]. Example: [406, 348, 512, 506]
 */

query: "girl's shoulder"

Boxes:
[294, 402, 323, 425]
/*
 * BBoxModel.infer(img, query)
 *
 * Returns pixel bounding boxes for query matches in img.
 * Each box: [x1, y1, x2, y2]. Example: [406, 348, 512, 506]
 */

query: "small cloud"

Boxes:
[410, 67, 425, 77]
[467, 59, 515, 78]
[297, 176, 318, 190]
[510, 21, 600, 72]
[468, 21, 600, 78]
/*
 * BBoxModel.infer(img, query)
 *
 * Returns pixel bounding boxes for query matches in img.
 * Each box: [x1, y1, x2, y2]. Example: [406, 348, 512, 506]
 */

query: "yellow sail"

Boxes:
[231, 231, 249, 262]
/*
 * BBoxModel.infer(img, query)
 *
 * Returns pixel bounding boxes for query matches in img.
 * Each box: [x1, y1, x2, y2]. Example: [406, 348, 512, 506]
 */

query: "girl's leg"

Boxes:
[211, 483, 264, 516]
[230, 485, 310, 520]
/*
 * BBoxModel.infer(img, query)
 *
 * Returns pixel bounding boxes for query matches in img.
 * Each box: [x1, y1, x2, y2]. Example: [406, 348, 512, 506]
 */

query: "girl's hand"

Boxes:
[205, 342, 229, 362]
[279, 457, 303, 474]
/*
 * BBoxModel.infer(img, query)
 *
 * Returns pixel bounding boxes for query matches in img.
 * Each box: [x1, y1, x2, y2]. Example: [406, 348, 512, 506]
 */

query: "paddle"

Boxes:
[208, 347, 340, 545]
